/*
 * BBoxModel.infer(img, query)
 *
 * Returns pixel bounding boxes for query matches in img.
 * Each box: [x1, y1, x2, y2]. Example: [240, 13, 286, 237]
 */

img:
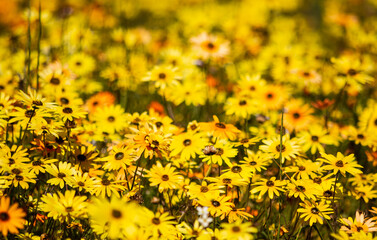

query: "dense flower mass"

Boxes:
[1, 0, 377, 239]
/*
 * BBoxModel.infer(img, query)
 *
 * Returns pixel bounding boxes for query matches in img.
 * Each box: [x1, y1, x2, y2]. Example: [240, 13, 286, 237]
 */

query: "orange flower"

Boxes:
[148, 101, 165, 116]
[85, 91, 115, 114]
[199, 115, 240, 140]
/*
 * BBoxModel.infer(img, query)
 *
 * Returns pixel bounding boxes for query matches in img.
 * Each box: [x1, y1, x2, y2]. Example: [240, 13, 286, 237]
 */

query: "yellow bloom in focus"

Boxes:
[198, 195, 233, 219]
[139, 209, 177, 239]
[297, 200, 333, 226]
[170, 132, 205, 160]
[319, 152, 363, 177]
[146, 162, 184, 192]
[92, 104, 127, 134]
[57, 105, 87, 122]
[260, 135, 300, 163]
[0, 197, 26, 236]
[46, 162, 76, 189]
[251, 177, 287, 199]
[99, 145, 136, 171]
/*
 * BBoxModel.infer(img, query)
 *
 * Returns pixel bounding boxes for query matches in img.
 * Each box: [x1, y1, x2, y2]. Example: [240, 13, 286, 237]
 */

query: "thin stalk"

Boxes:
[277, 108, 284, 240]
[36, 0, 42, 92]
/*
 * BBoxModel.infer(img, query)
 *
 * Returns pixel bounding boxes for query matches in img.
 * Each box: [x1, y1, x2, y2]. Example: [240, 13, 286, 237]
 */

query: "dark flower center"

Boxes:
[60, 98, 69, 105]
[32, 160, 42, 166]
[63, 107, 73, 114]
[112, 209, 122, 219]
[65, 207, 73, 212]
[50, 77, 60, 85]
[267, 93, 273, 99]
[215, 122, 226, 129]
[313, 177, 322, 184]
[0, 212, 10, 221]
[232, 226, 241, 232]
[231, 166, 242, 173]
[207, 42, 215, 49]
[107, 116, 115, 122]
[211, 200, 220, 207]
[102, 179, 111, 186]
[298, 166, 306, 171]
[293, 112, 300, 119]
[57, 173, 66, 178]
[311, 207, 319, 214]
[357, 134, 364, 139]
[115, 152, 124, 160]
[183, 139, 192, 146]
[266, 180, 274, 187]
[32, 100, 43, 106]
[249, 161, 257, 166]
[161, 174, 169, 181]
[152, 217, 160, 225]
[335, 160, 344, 167]
[311, 136, 319, 142]
[156, 122, 163, 128]
[223, 178, 232, 184]
[356, 226, 364, 232]
[25, 110, 36, 118]
[15, 175, 24, 181]
[347, 69, 357, 76]
[77, 154, 87, 161]
[323, 190, 333, 197]
[11, 169, 21, 175]
[275, 144, 286, 152]
[200, 186, 209, 193]
[77, 181, 85, 187]
[158, 73, 166, 79]
[239, 100, 247, 106]
[240, 138, 249, 143]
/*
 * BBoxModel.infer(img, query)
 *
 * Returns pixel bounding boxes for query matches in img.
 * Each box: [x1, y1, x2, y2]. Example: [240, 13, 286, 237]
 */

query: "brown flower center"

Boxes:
[62, 107, 73, 114]
[215, 122, 226, 129]
[161, 174, 169, 181]
[112, 209, 122, 219]
[323, 190, 333, 198]
[298, 166, 306, 171]
[115, 152, 124, 160]
[102, 179, 111, 186]
[183, 139, 192, 146]
[296, 185, 305, 192]
[232, 226, 241, 232]
[11, 168, 22, 175]
[275, 144, 286, 152]
[152, 217, 160, 225]
[231, 166, 242, 173]
[200, 186, 209, 193]
[57, 173, 66, 178]
[311, 207, 319, 214]
[211, 200, 220, 207]
[50, 77, 60, 85]
[0, 212, 10, 221]
[347, 68, 357, 76]
[158, 73, 166, 79]
[335, 160, 344, 167]
[239, 100, 247, 106]
[77, 154, 87, 161]
[32, 160, 42, 166]
[107, 116, 115, 122]
[25, 110, 36, 118]
[293, 112, 301, 119]
[223, 178, 232, 184]
[266, 180, 274, 187]
[311, 136, 319, 142]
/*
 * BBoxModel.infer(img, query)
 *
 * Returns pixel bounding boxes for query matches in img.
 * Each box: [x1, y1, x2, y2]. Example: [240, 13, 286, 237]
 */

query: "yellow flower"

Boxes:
[340, 211, 377, 233]
[260, 135, 300, 163]
[198, 195, 234, 219]
[220, 220, 257, 240]
[297, 200, 333, 226]
[319, 152, 363, 177]
[170, 132, 205, 160]
[139, 209, 177, 239]
[46, 162, 76, 189]
[143, 65, 181, 90]
[146, 162, 184, 192]
[200, 140, 238, 167]
[99, 145, 136, 171]
[40, 190, 87, 221]
[251, 177, 287, 199]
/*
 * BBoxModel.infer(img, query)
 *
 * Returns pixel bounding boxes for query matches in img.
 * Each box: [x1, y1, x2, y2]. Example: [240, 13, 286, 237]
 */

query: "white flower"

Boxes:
[198, 216, 213, 228]
[197, 206, 209, 217]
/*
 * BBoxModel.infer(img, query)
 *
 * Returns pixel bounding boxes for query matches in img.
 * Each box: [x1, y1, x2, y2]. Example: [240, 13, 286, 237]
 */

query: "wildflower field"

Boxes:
[2, 0, 377, 239]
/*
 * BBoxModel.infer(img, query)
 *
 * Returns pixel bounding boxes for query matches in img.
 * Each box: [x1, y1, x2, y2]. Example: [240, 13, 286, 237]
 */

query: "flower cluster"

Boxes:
[1, 0, 377, 239]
